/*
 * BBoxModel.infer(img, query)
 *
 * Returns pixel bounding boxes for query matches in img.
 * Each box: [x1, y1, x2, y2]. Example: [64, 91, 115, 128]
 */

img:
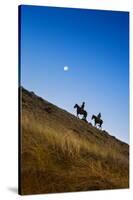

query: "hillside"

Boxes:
[19, 87, 129, 195]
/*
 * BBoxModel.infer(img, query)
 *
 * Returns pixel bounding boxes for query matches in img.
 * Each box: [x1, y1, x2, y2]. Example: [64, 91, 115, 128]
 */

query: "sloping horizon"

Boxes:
[20, 5, 129, 143]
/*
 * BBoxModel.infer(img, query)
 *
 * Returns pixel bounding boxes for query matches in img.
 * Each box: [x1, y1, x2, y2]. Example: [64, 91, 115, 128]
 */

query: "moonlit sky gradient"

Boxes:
[20, 5, 129, 143]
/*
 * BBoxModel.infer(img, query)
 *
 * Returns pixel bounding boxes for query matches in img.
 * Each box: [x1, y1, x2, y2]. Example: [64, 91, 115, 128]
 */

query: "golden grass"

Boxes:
[20, 114, 129, 195]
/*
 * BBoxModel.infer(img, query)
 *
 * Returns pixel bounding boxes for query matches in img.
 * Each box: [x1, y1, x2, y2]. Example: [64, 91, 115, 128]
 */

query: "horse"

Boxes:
[74, 104, 87, 120]
[91, 115, 103, 129]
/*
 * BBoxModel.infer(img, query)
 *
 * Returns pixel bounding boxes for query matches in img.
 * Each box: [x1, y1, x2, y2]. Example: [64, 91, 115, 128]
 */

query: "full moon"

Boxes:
[64, 66, 69, 71]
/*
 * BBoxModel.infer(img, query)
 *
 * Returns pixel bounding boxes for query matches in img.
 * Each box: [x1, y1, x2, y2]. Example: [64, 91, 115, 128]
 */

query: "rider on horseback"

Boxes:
[81, 102, 85, 110]
[74, 102, 87, 121]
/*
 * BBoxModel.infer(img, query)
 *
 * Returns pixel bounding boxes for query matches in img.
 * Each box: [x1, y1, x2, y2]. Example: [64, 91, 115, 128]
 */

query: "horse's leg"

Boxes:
[83, 111, 87, 121]
[96, 122, 99, 128]
[99, 123, 102, 130]
[83, 114, 85, 120]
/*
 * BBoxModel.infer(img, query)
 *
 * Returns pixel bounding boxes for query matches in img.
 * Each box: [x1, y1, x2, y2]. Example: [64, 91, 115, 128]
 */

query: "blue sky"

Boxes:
[20, 5, 129, 143]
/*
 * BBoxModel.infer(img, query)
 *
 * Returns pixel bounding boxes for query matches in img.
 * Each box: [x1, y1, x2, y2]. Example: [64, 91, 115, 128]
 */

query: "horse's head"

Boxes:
[91, 115, 94, 120]
[74, 104, 78, 109]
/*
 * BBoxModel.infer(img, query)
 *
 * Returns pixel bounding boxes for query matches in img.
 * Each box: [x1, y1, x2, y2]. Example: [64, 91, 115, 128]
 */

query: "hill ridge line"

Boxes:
[20, 86, 128, 146]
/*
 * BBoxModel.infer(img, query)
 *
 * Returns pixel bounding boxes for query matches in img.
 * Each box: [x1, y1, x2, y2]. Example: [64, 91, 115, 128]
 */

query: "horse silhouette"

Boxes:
[91, 115, 103, 129]
[74, 104, 87, 120]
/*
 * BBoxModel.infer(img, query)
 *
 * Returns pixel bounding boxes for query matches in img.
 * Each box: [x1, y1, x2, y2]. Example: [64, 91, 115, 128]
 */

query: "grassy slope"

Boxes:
[20, 87, 129, 195]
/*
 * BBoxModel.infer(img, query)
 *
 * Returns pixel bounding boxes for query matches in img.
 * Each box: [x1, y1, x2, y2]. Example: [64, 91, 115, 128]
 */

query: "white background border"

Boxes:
[0, 0, 133, 199]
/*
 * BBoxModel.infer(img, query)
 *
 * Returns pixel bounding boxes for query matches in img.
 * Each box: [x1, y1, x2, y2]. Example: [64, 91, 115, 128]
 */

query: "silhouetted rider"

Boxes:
[81, 102, 85, 110]
[97, 112, 101, 120]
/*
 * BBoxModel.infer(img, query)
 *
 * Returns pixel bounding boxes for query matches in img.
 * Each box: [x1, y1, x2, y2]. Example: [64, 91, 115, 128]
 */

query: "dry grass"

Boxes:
[20, 114, 129, 195]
